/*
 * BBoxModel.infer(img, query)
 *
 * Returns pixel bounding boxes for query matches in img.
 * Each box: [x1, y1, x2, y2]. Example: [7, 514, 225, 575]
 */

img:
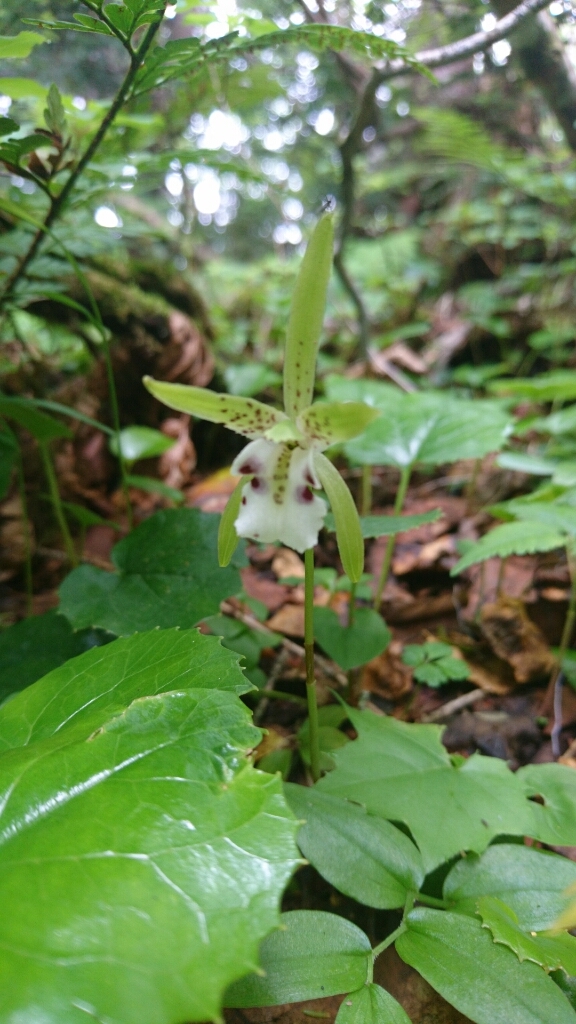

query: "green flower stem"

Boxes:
[39, 442, 78, 568]
[348, 580, 357, 627]
[374, 464, 412, 609]
[304, 547, 321, 783]
[360, 464, 372, 516]
[16, 450, 33, 615]
[101, 334, 133, 530]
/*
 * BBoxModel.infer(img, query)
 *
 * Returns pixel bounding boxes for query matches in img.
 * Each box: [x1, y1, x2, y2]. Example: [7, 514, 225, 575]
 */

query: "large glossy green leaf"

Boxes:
[314, 607, 390, 671]
[285, 784, 423, 908]
[0, 627, 251, 753]
[396, 909, 576, 1024]
[59, 509, 243, 636]
[0, 630, 299, 1024]
[444, 844, 576, 931]
[225, 910, 371, 1007]
[0, 611, 108, 704]
[335, 984, 411, 1024]
[344, 393, 511, 468]
[324, 375, 402, 410]
[317, 708, 536, 873]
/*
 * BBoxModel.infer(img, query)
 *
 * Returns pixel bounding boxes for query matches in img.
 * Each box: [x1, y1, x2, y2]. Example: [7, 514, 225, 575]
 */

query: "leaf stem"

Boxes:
[414, 892, 448, 909]
[371, 892, 415, 962]
[374, 464, 411, 609]
[304, 546, 321, 782]
[39, 442, 78, 568]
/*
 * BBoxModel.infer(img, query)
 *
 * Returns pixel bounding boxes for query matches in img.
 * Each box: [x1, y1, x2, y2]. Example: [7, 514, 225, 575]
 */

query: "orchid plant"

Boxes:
[144, 214, 379, 779]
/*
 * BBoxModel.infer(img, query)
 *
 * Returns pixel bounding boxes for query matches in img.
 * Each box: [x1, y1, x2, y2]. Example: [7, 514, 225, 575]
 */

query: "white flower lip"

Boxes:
[231, 439, 327, 553]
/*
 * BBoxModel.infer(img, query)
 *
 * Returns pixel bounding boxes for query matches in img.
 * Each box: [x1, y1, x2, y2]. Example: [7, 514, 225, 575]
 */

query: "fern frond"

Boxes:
[452, 521, 565, 575]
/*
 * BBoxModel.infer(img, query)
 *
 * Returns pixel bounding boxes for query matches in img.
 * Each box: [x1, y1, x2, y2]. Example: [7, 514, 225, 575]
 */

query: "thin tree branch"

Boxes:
[0, 12, 165, 304]
[379, 0, 552, 79]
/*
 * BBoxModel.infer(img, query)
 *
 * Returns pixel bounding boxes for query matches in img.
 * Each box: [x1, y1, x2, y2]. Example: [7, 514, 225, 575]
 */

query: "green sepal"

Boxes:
[218, 478, 245, 567]
[143, 377, 287, 439]
[314, 451, 364, 583]
[298, 401, 380, 447]
[283, 215, 334, 420]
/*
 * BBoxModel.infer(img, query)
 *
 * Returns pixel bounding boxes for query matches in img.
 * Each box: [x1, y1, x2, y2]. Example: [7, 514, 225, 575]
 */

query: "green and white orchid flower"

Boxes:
[143, 215, 379, 581]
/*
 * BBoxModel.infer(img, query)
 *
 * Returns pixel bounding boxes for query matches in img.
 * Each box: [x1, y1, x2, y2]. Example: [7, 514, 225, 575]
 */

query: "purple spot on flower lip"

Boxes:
[304, 469, 315, 486]
[239, 460, 260, 474]
[241, 496, 247, 505]
[297, 486, 314, 504]
[251, 477, 266, 492]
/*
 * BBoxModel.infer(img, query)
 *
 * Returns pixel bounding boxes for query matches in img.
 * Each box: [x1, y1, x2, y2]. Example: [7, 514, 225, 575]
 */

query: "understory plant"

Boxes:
[2, 220, 576, 1024]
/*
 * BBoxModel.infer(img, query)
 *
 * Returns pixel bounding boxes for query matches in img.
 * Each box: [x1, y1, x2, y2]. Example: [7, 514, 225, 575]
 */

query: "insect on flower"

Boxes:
[143, 215, 379, 580]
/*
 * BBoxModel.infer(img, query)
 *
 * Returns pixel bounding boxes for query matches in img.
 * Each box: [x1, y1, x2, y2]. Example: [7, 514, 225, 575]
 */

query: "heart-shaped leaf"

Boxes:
[58, 508, 244, 636]
[314, 607, 391, 671]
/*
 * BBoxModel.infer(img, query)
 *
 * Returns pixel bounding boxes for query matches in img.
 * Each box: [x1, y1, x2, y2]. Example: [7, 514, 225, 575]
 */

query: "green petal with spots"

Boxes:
[283, 215, 334, 420]
[143, 378, 287, 439]
[264, 419, 304, 443]
[218, 477, 245, 567]
[314, 451, 364, 583]
[298, 401, 380, 448]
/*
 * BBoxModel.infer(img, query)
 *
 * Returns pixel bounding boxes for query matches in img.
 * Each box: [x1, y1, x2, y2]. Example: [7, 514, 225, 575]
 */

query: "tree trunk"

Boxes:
[493, 0, 576, 152]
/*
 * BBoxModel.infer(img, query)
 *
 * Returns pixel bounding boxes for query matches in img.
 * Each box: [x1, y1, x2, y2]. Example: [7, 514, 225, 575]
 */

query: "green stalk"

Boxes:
[374, 463, 412, 609]
[16, 450, 33, 615]
[304, 547, 321, 782]
[360, 464, 372, 516]
[101, 333, 133, 529]
[371, 892, 416, 965]
[39, 442, 78, 567]
[348, 580, 357, 627]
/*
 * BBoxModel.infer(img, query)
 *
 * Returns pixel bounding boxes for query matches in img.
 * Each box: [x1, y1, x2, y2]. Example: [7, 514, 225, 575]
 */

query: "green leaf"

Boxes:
[224, 363, 282, 397]
[0, 77, 48, 99]
[357, 509, 443, 538]
[0, 632, 299, 1024]
[314, 607, 390, 671]
[0, 396, 72, 442]
[335, 984, 412, 1024]
[452, 521, 566, 575]
[402, 642, 470, 687]
[125, 474, 184, 503]
[0, 627, 250, 753]
[444, 843, 576, 931]
[203, 612, 281, 671]
[497, 452, 558, 476]
[225, 910, 371, 1007]
[345, 393, 511, 468]
[478, 897, 576, 975]
[0, 31, 47, 59]
[489, 372, 576, 403]
[317, 708, 535, 873]
[218, 478, 244, 567]
[0, 611, 108, 705]
[285, 784, 423, 909]
[240, 24, 429, 75]
[314, 451, 364, 583]
[143, 377, 286, 439]
[0, 116, 18, 137]
[44, 83, 66, 135]
[0, 422, 17, 500]
[299, 401, 380, 447]
[58, 509, 243, 636]
[109, 425, 176, 463]
[103, 2, 134, 35]
[324, 374, 401, 409]
[23, 15, 115, 36]
[396, 908, 576, 1024]
[284, 215, 334, 419]
[517, 763, 576, 847]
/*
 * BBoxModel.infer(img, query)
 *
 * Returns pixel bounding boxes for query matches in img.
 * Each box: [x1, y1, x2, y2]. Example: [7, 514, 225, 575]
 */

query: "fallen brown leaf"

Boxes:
[480, 597, 555, 685]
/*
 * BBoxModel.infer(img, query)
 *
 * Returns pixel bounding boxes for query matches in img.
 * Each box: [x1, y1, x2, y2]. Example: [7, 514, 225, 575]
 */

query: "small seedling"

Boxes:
[402, 641, 470, 687]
